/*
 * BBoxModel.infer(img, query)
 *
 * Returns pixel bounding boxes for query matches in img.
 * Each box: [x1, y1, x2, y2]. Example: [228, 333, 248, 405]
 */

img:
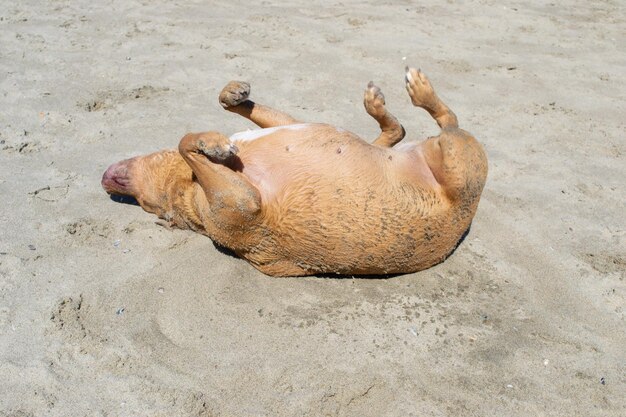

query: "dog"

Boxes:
[101, 68, 487, 276]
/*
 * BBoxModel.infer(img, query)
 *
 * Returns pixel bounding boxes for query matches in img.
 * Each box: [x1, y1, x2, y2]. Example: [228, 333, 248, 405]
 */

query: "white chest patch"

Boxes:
[229, 123, 311, 143]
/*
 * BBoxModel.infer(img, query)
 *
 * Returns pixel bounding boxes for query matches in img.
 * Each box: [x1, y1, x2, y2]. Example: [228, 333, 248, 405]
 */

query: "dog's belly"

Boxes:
[232, 124, 382, 199]
[232, 123, 439, 200]
[230, 124, 450, 274]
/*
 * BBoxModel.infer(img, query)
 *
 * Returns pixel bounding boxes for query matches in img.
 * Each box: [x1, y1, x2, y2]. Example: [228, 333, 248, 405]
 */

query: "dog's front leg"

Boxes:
[219, 81, 300, 128]
[178, 131, 261, 246]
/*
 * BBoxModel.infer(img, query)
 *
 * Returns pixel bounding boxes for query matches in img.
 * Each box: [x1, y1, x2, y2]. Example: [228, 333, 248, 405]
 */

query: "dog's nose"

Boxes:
[101, 159, 132, 194]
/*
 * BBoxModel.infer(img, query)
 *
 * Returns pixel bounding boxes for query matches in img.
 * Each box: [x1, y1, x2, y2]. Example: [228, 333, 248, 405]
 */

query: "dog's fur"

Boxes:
[102, 68, 488, 276]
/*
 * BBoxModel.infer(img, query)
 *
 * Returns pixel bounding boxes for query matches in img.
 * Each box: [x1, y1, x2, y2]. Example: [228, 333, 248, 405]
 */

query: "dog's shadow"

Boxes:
[109, 194, 140, 206]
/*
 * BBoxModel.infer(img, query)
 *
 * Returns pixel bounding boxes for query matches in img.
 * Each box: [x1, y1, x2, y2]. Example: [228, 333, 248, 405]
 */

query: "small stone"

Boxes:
[113, 240, 121, 247]
[543, 359, 549, 366]
[116, 307, 125, 315]
[158, 287, 164, 294]
[506, 384, 513, 389]
[122, 249, 130, 253]
[28, 244, 36, 251]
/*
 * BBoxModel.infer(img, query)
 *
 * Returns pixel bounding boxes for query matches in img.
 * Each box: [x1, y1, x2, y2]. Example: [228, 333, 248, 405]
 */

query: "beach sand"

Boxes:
[0, 0, 624, 415]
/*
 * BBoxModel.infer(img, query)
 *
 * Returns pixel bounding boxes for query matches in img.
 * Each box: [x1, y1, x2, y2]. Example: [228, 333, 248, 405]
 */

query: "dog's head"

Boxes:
[102, 150, 191, 217]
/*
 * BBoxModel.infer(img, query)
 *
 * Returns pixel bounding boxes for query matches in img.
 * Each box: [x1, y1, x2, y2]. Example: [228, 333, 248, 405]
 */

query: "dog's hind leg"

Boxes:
[405, 67, 458, 130]
[364, 82, 406, 147]
[405, 67, 487, 205]
[219, 81, 300, 128]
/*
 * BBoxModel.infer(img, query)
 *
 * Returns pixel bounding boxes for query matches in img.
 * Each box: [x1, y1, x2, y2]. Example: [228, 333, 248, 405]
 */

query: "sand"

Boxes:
[0, 0, 624, 416]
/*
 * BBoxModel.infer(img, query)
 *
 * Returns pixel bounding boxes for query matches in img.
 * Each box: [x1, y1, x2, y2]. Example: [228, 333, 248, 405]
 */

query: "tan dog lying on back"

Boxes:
[102, 68, 487, 276]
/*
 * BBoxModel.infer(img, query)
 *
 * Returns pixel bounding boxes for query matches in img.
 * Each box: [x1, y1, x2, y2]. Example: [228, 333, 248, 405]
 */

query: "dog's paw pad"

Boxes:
[219, 81, 250, 108]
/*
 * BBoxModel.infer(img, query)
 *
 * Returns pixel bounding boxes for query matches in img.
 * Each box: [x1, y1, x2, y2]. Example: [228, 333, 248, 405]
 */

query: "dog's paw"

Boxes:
[219, 81, 250, 108]
[196, 132, 239, 161]
[364, 81, 387, 118]
[405, 67, 437, 109]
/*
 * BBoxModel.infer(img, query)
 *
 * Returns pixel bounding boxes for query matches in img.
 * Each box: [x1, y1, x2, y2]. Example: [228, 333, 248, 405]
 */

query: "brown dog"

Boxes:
[102, 68, 487, 276]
